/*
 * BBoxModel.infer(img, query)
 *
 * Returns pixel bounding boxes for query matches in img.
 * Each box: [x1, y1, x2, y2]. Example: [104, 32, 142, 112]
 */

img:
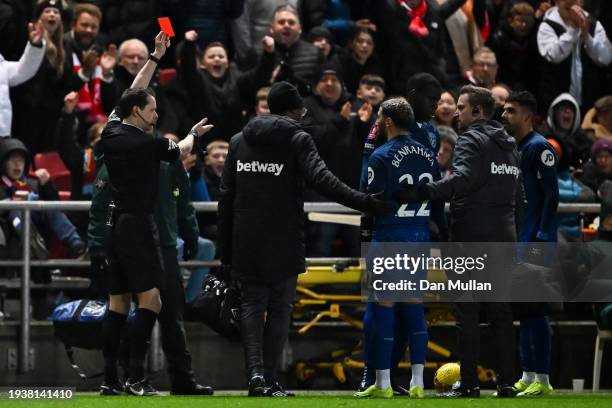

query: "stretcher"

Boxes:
[292, 261, 496, 387]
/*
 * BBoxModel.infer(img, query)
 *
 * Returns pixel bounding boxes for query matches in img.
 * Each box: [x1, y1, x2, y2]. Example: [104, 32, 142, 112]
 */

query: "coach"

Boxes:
[217, 81, 389, 397]
[396, 85, 522, 398]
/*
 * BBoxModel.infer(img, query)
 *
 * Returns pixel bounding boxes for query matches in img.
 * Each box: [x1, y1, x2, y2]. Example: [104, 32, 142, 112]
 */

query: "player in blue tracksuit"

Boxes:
[502, 91, 559, 397]
[355, 98, 441, 399]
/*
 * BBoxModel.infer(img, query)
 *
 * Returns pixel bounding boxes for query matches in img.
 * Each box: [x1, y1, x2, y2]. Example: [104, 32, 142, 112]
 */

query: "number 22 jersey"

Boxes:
[367, 134, 439, 242]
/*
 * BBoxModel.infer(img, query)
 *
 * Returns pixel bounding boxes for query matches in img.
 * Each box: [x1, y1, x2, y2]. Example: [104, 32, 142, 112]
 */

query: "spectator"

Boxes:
[231, 0, 298, 68]
[548, 136, 596, 240]
[337, 28, 383, 95]
[492, 83, 511, 108]
[0, 22, 45, 138]
[0, 138, 85, 258]
[538, 92, 592, 169]
[369, 0, 465, 93]
[298, 0, 374, 35]
[580, 139, 612, 197]
[437, 125, 457, 178]
[270, 5, 324, 94]
[203, 140, 229, 201]
[303, 67, 352, 182]
[162, 41, 200, 140]
[54, 91, 102, 200]
[462, 46, 498, 89]
[11, 0, 69, 155]
[537, 0, 612, 113]
[306, 26, 342, 68]
[180, 30, 276, 144]
[64, 3, 114, 127]
[254, 86, 271, 115]
[487, 1, 540, 92]
[433, 89, 457, 129]
[491, 83, 511, 122]
[355, 74, 385, 110]
[440, 0, 488, 87]
[303, 67, 361, 256]
[582, 95, 612, 141]
[185, 0, 244, 49]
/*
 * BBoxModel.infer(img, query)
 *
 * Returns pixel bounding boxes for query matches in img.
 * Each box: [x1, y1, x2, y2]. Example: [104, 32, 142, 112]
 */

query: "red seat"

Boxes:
[33, 152, 72, 191]
[158, 68, 176, 85]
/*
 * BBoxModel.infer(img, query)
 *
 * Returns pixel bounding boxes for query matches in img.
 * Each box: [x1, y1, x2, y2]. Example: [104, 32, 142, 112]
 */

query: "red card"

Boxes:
[158, 17, 175, 37]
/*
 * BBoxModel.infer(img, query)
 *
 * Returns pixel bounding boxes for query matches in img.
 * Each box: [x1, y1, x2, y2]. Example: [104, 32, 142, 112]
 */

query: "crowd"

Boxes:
[0, 1, 609, 253]
[0, 0, 610, 261]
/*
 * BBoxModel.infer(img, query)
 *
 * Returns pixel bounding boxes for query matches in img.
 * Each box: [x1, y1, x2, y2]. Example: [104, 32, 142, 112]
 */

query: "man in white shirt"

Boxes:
[537, 0, 612, 113]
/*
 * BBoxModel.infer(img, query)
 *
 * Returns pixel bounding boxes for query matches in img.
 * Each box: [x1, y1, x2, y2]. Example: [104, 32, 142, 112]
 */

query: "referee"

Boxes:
[99, 32, 211, 396]
[396, 85, 522, 398]
[217, 81, 390, 397]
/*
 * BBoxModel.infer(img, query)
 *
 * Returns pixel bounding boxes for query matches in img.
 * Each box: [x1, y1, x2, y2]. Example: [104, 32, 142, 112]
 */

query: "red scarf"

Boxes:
[397, 0, 429, 38]
[72, 53, 107, 124]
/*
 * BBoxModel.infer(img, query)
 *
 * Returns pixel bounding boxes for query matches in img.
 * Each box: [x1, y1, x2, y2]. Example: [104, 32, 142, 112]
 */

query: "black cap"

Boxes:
[315, 63, 342, 85]
[268, 81, 303, 115]
[35, 0, 63, 20]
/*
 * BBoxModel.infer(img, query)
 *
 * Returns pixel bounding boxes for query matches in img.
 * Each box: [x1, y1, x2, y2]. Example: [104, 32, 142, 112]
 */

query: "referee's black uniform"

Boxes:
[100, 111, 180, 387]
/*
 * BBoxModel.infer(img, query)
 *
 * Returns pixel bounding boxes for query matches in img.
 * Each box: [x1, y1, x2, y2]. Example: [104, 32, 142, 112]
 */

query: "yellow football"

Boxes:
[434, 362, 461, 392]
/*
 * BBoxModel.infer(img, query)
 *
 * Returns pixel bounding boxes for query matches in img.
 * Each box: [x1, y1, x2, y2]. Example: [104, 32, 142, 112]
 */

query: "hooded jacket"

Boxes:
[423, 119, 522, 241]
[538, 93, 592, 169]
[217, 114, 376, 283]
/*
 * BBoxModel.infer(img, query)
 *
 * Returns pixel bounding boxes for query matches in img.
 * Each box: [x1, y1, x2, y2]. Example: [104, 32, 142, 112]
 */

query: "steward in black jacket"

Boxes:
[216, 82, 387, 395]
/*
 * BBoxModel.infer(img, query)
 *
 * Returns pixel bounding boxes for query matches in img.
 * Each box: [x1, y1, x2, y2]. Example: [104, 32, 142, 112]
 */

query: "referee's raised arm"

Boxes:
[130, 31, 170, 90]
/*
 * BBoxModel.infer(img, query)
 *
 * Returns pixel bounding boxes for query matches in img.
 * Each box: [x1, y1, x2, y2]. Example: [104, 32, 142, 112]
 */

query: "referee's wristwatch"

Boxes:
[149, 54, 161, 64]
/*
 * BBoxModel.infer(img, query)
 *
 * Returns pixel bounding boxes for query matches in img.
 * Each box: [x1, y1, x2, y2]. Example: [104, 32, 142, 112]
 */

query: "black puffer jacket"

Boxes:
[273, 40, 324, 94]
[424, 120, 522, 242]
[217, 114, 376, 283]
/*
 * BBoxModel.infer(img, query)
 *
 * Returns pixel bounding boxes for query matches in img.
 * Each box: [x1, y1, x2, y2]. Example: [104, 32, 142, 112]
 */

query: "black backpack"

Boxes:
[186, 274, 241, 341]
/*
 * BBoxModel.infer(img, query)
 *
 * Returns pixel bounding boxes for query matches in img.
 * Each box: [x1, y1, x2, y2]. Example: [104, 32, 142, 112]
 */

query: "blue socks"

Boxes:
[363, 303, 429, 386]
[372, 304, 395, 370]
[520, 317, 551, 375]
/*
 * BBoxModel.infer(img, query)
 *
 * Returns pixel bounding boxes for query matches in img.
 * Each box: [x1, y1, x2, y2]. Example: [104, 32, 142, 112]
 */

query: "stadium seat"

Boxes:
[158, 68, 176, 85]
[33, 152, 72, 191]
[592, 329, 612, 391]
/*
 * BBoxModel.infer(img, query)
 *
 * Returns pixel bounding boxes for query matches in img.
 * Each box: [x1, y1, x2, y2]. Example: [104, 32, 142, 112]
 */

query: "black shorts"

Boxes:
[107, 213, 164, 295]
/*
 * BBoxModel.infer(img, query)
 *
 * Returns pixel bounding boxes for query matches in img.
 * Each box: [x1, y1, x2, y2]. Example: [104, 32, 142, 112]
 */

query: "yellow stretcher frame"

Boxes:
[292, 264, 497, 386]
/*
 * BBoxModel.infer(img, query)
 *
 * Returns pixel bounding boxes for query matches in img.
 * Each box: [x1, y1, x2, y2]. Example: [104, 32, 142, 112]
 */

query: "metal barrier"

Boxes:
[0, 200, 601, 372]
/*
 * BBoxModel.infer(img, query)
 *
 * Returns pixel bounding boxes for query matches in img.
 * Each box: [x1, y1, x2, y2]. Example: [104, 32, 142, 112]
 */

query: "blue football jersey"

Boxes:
[367, 134, 439, 241]
[518, 131, 559, 242]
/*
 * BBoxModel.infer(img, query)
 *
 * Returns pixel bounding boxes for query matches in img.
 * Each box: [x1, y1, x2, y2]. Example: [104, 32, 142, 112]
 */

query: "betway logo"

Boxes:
[490, 162, 519, 177]
[237, 160, 284, 176]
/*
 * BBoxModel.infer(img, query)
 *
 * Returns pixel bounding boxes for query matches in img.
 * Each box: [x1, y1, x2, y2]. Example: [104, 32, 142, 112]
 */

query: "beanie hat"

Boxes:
[268, 81, 304, 115]
[314, 63, 343, 85]
[591, 139, 612, 160]
[35, 0, 63, 20]
[307, 26, 334, 44]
